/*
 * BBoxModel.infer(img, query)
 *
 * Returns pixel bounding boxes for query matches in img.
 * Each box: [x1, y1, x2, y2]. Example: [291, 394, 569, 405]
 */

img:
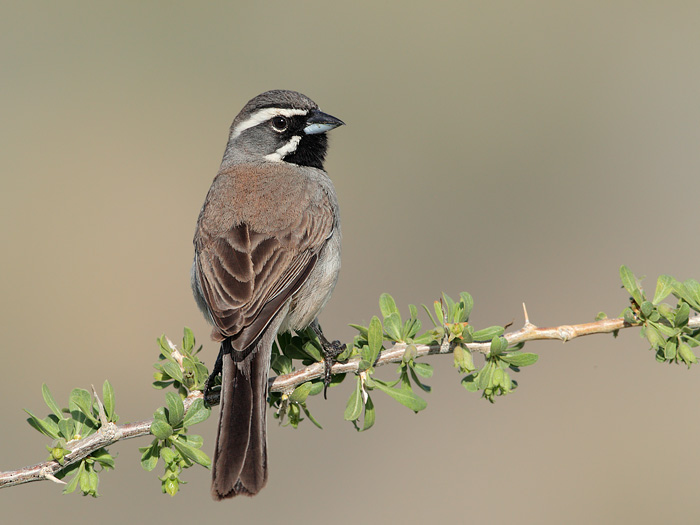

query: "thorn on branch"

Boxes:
[42, 469, 65, 485]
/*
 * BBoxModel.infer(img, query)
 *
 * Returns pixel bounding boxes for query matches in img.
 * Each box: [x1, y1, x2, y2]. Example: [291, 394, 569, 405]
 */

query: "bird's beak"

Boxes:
[304, 110, 345, 135]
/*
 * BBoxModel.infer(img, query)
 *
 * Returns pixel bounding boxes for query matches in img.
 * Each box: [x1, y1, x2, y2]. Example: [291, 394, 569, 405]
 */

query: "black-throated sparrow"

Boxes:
[192, 90, 344, 499]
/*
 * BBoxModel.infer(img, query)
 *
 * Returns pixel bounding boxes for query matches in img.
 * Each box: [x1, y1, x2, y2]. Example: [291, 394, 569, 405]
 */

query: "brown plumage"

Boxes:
[191, 90, 343, 499]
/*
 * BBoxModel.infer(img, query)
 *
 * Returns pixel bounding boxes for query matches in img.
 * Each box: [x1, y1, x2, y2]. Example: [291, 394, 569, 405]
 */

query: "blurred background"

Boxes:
[2, 2, 700, 523]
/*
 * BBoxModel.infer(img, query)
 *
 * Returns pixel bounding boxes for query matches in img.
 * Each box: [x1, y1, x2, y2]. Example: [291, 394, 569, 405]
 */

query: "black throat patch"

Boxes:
[284, 133, 328, 170]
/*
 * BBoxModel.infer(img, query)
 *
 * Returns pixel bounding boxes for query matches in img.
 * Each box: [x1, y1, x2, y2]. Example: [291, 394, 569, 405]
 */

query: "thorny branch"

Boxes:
[2, 313, 699, 489]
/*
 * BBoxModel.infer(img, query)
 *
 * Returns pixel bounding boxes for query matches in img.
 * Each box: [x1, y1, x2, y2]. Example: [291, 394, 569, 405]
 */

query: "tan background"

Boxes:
[2, 2, 700, 523]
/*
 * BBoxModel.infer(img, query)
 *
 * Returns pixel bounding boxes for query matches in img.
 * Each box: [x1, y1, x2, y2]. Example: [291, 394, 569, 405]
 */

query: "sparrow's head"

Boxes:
[223, 90, 344, 170]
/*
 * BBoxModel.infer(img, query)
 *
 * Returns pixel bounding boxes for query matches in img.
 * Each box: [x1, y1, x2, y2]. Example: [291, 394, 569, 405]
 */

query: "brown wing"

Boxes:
[194, 193, 334, 352]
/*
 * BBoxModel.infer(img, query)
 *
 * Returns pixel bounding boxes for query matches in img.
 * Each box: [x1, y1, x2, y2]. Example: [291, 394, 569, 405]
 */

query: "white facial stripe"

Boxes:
[265, 135, 302, 162]
[230, 108, 309, 139]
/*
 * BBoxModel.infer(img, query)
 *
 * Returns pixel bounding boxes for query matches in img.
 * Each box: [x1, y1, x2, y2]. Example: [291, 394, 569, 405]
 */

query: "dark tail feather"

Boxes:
[211, 337, 270, 499]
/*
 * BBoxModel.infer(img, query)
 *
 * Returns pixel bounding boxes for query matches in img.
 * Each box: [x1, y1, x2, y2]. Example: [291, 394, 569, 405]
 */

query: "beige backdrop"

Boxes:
[2, 2, 700, 523]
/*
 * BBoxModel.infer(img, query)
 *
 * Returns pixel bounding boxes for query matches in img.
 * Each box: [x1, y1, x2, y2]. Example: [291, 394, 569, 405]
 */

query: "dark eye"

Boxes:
[271, 116, 288, 132]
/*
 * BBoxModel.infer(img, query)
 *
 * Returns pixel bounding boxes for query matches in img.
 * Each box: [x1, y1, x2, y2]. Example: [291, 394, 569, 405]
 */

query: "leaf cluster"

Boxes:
[619, 266, 700, 367]
[144, 328, 211, 496]
[152, 328, 208, 393]
[24, 382, 117, 496]
[341, 292, 540, 427]
[268, 330, 346, 429]
[140, 393, 210, 496]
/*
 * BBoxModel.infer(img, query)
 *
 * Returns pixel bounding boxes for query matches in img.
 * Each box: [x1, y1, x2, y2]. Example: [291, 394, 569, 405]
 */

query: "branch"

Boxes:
[3, 313, 698, 489]
[0, 393, 204, 489]
[271, 312, 700, 392]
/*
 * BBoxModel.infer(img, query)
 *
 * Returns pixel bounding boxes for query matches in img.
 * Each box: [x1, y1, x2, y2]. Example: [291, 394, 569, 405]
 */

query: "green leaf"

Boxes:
[182, 398, 210, 427]
[472, 326, 505, 341]
[165, 392, 184, 427]
[477, 362, 494, 390]
[678, 342, 697, 367]
[161, 361, 183, 382]
[91, 448, 115, 469]
[402, 344, 417, 364]
[683, 279, 700, 310]
[383, 312, 403, 341]
[664, 340, 677, 360]
[373, 380, 427, 412]
[402, 317, 422, 340]
[412, 331, 438, 345]
[58, 418, 76, 441]
[63, 462, 84, 494]
[653, 321, 677, 339]
[620, 265, 643, 305]
[173, 436, 211, 468]
[299, 404, 323, 429]
[644, 324, 666, 350]
[158, 335, 174, 359]
[344, 377, 363, 421]
[367, 316, 383, 365]
[379, 293, 399, 318]
[657, 303, 675, 322]
[271, 354, 293, 375]
[349, 323, 369, 338]
[102, 381, 115, 422]
[441, 293, 455, 316]
[160, 446, 178, 465]
[675, 302, 690, 328]
[461, 374, 479, 392]
[489, 336, 508, 356]
[164, 477, 179, 497]
[69, 389, 96, 422]
[422, 304, 438, 327]
[360, 395, 375, 432]
[87, 468, 99, 496]
[290, 382, 314, 403]
[433, 301, 445, 325]
[409, 367, 432, 393]
[307, 381, 325, 397]
[501, 352, 539, 367]
[453, 345, 475, 373]
[459, 292, 474, 322]
[150, 419, 173, 440]
[301, 342, 323, 363]
[357, 358, 371, 373]
[181, 433, 204, 448]
[182, 327, 195, 353]
[41, 384, 63, 420]
[24, 410, 60, 439]
[412, 362, 433, 378]
[153, 406, 167, 422]
[653, 275, 676, 305]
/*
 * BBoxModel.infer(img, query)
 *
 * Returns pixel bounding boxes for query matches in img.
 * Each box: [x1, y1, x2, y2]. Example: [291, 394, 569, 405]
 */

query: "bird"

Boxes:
[191, 90, 344, 499]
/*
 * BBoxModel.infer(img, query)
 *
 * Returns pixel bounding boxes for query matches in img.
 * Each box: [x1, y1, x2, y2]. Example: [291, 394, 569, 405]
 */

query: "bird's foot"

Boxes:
[311, 321, 346, 399]
[203, 348, 224, 405]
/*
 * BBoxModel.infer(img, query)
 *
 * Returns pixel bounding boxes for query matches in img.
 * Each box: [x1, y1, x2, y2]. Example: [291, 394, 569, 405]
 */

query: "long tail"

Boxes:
[211, 336, 271, 499]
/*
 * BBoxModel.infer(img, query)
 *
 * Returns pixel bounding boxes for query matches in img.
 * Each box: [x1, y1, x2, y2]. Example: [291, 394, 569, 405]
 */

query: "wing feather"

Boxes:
[194, 173, 335, 353]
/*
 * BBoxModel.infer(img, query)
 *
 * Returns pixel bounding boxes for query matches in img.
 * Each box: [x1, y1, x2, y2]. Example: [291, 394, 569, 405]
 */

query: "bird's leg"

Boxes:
[204, 346, 224, 405]
[310, 320, 346, 399]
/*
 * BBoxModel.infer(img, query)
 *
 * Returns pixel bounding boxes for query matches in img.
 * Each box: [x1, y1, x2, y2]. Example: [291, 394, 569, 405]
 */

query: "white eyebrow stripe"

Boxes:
[230, 108, 309, 139]
[265, 135, 302, 162]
